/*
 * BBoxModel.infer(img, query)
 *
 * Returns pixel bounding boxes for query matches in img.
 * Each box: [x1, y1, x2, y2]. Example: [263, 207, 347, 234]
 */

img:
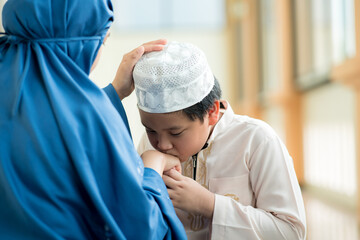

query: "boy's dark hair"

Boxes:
[181, 77, 222, 122]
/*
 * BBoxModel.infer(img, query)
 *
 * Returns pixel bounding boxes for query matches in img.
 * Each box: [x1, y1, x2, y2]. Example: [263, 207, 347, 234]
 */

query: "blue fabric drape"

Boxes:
[103, 84, 132, 138]
[0, 0, 186, 239]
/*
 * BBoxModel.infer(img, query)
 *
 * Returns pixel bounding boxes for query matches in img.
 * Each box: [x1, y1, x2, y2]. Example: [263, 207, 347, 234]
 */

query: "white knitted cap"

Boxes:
[133, 41, 214, 113]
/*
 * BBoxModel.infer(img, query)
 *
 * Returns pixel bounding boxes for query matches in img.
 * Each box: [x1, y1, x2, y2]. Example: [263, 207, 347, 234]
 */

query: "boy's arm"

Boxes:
[211, 137, 306, 240]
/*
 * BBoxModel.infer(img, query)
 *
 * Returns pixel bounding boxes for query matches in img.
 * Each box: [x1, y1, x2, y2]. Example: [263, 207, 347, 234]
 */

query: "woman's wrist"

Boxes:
[141, 150, 166, 177]
[110, 82, 125, 100]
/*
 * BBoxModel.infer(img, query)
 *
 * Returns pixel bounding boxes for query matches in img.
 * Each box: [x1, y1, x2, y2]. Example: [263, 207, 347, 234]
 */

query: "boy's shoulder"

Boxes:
[219, 101, 275, 134]
[233, 114, 277, 137]
[217, 102, 279, 142]
[211, 101, 281, 146]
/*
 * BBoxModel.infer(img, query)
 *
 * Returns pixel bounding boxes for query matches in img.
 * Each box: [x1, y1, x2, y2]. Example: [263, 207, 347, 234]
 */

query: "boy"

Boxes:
[134, 41, 306, 239]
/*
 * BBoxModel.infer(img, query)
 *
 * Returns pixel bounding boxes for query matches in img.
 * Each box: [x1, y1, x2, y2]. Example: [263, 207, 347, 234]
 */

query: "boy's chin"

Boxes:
[179, 156, 191, 162]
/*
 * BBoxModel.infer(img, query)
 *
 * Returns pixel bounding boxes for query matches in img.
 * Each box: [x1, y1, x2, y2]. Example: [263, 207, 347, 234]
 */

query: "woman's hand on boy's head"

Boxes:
[112, 39, 168, 100]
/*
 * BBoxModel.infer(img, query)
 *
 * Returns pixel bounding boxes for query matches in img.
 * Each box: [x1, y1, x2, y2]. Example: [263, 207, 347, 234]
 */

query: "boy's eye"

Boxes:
[170, 131, 183, 136]
[146, 129, 156, 134]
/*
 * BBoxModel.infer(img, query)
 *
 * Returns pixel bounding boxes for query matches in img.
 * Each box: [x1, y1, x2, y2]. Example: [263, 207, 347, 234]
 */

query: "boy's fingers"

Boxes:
[167, 189, 175, 200]
[163, 170, 171, 175]
[165, 169, 183, 181]
[163, 175, 177, 189]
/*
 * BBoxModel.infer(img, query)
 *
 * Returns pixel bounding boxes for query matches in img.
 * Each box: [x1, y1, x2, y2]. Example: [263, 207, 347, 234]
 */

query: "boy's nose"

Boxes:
[157, 137, 173, 151]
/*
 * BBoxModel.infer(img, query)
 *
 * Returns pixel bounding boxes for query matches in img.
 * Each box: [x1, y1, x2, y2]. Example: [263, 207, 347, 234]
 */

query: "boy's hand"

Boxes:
[111, 39, 168, 100]
[163, 169, 215, 218]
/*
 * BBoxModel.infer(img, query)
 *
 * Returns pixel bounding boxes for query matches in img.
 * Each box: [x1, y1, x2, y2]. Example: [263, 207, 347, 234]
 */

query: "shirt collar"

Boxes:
[207, 100, 235, 145]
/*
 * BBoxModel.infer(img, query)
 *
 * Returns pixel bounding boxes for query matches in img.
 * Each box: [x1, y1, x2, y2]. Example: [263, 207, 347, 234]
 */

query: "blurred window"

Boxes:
[112, 0, 225, 31]
[303, 84, 356, 198]
[293, 0, 356, 90]
[234, 21, 244, 101]
[258, 0, 280, 94]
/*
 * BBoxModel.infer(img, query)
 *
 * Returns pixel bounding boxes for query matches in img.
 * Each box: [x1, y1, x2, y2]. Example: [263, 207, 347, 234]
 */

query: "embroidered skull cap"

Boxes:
[133, 41, 214, 113]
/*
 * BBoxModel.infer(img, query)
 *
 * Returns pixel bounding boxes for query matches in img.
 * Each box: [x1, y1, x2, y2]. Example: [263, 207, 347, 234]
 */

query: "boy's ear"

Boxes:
[207, 100, 220, 126]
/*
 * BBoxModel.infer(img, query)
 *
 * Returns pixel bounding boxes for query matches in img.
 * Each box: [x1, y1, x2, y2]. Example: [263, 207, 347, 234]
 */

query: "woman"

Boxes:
[0, 0, 186, 239]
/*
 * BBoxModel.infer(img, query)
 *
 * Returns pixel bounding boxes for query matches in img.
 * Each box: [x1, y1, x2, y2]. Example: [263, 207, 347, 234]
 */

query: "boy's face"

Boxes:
[139, 106, 218, 162]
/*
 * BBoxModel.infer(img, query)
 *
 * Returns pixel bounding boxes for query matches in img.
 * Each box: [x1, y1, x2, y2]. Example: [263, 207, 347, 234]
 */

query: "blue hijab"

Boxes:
[0, 0, 186, 239]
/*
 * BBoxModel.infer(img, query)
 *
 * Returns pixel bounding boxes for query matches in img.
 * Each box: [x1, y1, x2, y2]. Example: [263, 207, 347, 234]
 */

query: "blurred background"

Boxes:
[1, 0, 359, 239]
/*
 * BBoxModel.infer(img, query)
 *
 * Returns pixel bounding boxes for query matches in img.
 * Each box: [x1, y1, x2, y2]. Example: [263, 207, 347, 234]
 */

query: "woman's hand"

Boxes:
[141, 150, 181, 177]
[111, 39, 167, 100]
[163, 169, 215, 218]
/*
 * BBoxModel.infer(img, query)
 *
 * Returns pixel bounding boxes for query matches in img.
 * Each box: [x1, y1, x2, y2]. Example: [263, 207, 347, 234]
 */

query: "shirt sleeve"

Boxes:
[211, 136, 306, 240]
[101, 84, 186, 239]
[143, 168, 188, 240]
[102, 83, 132, 138]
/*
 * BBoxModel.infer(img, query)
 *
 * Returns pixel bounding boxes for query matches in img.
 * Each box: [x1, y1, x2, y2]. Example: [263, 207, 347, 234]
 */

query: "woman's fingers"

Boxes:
[142, 39, 167, 52]
[111, 39, 167, 99]
[142, 39, 167, 46]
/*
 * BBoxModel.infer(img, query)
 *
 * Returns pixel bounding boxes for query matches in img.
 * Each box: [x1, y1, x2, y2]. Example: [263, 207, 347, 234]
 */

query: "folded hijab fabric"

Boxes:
[0, 0, 186, 239]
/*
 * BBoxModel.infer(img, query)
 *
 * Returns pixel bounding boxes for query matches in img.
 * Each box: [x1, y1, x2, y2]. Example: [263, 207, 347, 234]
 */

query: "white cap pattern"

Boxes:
[133, 41, 214, 113]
